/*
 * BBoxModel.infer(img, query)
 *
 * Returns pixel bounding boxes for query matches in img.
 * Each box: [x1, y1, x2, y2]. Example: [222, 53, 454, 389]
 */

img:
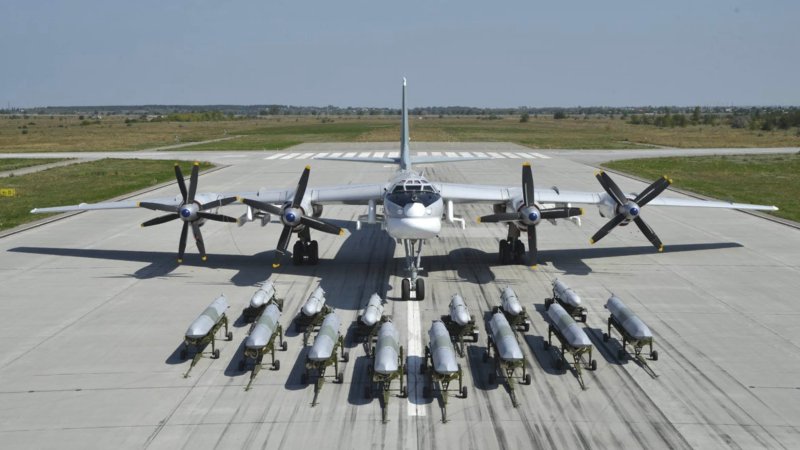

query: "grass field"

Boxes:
[0, 158, 68, 172]
[0, 159, 213, 231]
[2, 115, 799, 152]
[603, 153, 800, 223]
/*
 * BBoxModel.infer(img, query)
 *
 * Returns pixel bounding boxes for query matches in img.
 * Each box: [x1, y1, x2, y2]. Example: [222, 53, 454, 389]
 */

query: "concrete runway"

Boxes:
[1, 143, 799, 449]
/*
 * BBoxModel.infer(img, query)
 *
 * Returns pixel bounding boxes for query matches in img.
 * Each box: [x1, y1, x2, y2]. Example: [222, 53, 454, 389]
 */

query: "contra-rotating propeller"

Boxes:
[478, 162, 582, 263]
[138, 162, 238, 263]
[239, 165, 344, 268]
[590, 171, 672, 251]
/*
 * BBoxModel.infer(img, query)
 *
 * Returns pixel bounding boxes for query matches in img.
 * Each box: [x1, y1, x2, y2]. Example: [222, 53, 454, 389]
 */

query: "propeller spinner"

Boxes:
[138, 162, 238, 263]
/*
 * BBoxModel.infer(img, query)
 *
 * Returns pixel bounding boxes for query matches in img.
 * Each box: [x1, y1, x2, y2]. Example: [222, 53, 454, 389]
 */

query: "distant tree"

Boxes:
[691, 106, 701, 125]
[553, 111, 567, 120]
[519, 112, 529, 123]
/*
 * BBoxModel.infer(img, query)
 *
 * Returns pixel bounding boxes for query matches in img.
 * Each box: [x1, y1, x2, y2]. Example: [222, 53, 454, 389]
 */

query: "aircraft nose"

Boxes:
[403, 202, 426, 218]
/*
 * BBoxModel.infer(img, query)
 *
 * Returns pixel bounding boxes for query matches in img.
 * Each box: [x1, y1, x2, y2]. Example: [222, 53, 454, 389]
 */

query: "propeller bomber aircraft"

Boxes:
[32, 79, 779, 300]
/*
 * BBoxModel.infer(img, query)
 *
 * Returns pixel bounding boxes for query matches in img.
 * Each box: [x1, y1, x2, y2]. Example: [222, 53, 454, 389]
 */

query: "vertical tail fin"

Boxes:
[400, 77, 411, 171]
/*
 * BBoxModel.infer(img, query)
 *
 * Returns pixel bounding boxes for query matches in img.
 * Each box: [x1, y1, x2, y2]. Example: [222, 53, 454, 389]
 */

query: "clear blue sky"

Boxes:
[1, 0, 797, 108]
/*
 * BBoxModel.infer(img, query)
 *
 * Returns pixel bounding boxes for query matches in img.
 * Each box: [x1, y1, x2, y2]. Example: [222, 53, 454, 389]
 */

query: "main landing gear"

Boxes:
[292, 228, 320, 265]
[498, 238, 525, 264]
[400, 239, 426, 300]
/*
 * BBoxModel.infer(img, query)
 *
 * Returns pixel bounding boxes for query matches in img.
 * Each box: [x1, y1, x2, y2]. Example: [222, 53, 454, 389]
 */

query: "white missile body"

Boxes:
[500, 287, 523, 316]
[361, 293, 384, 327]
[245, 303, 281, 349]
[308, 312, 341, 361]
[449, 294, 471, 326]
[429, 320, 459, 374]
[488, 312, 523, 361]
[301, 287, 326, 317]
[249, 281, 276, 309]
[185, 296, 229, 339]
[547, 304, 591, 348]
[374, 321, 401, 375]
[552, 279, 582, 308]
[605, 296, 652, 340]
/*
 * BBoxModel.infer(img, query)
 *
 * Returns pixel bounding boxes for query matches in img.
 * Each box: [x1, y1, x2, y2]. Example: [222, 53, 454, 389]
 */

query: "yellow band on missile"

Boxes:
[476, 217, 482, 223]
[193, 161, 200, 166]
[305, 165, 311, 170]
[201, 256, 207, 261]
[522, 162, 531, 167]
[658, 245, 664, 252]
[272, 263, 281, 268]
[589, 239, 595, 244]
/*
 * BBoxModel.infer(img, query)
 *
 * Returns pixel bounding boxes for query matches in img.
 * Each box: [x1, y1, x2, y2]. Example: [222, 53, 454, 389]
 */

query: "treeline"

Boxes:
[627, 107, 800, 130]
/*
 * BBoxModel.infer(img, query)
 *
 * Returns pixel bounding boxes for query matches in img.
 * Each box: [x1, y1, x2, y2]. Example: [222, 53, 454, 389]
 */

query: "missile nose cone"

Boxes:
[454, 310, 471, 326]
[363, 309, 380, 326]
[506, 300, 523, 316]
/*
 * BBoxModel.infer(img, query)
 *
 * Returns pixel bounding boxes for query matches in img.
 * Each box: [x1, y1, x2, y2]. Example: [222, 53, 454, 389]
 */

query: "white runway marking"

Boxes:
[263, 151, 552, 161]
[473, 152, 487, 158]
[459, 152, 474, 158]
[358, 152, 372, 158]
[343, 152, 357, 157]
[264, 153, 283, 160]
[430, 152, 443, 157]
[295, 153, 313, 159]
[530, 152, 551, 159]
[445, 152, 459, 158]
[312, 152, 328, 159]
[373, 152, 385, 158]
[515, 152, 532, 159]
[417, 152, 428, 157]
[280, 153, 299, 159]
[407, 299, 426, 417]
[488, 152, 505, 158]
[329, 152, 343, 158]
[388, 151, 399, 158]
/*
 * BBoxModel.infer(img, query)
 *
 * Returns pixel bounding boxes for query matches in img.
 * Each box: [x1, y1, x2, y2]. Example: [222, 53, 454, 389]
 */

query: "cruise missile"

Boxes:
[249, 281, 277, 309]
[186, 296, 229, 339]
[552, 279, 582, 309]
[547, 303, 591, 349]
[488, 312, 524, 361]
[449, 294, 471, 326]
[361, 293, 385, 327]
[309, 312, 342, 362]
[605, 296, 652, 341]
[500, 287, 523, 316]
[245, 303, 282, 350]
[301, 287, 327, 317]
[428, 320, 459, 374]
[374, 321, 401, 375]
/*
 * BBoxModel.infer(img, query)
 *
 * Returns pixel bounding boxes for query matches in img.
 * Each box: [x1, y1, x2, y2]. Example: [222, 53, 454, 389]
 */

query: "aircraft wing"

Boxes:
[238, 183, 386, 206]
[31, 195, 183, 213]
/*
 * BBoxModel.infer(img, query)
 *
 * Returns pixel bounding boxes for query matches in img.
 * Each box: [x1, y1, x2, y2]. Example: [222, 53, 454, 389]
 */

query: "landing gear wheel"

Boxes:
[292, 241, 304, 265]
[543, 341, 550, 350]
[498, 239, 507, 263]
[651, 350, 659, 361]
[581, 313, 588, 323]
[513, 239, 525, 263]
[308, 240, 319, 265]
[415, 278, 425, 300]
[401, 386, 408, 398]
[544, 299, 552, 310]
[401, 279, 411, 300]
[502, 240, 514, 264]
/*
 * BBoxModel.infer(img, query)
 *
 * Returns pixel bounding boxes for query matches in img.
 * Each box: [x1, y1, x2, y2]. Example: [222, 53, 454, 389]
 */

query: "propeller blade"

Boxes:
[633, 216, 664, 251]
[596, 171, 627, 206]
[200, 196, 238, 211]
[138, 202, 179, 213]
[522, 162, 534, 206]
[273, 226, 293, 268]
[635, 176, 672, 207]
[187, 162, 200, 203]
[589, 213, 627, 244]
[197, 212, 238, 223]
[477, 213, 520, 223]
[178, 222, 189, 263]
[527, 224, 538, 264]
[301, 216, 344, 235]
[141, 214, 179, 227]
[540, 207, 583, 220]
[240, 198, 282, 216]
[292, 166, 311, 207]
[191, 222, 206, 261]
[174, 164, 188, 202]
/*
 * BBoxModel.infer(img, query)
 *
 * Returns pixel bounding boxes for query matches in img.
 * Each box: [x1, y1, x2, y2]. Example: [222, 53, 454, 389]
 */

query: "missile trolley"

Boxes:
[545, 279, 587, 323]
[365, 321, 408, 423]
[544, 303, 597, 390]
[242, 281, 282, 322]
[355, 293, 390, 342]
[294, 287, 332, 344]
[181, 296, 233, 378]
[439, 294, 479, 357]
[239, 300, 287, 391]
[483, 312, 531, 407]
[603, 296, 658, 373]
[494, 287, 531, 332]
[302, 312, 349, 406]
[420, 320, 467, 423]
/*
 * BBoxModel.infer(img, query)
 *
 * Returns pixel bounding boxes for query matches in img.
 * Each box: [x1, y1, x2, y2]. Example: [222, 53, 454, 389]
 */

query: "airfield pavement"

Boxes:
[1, 142, 799, 449]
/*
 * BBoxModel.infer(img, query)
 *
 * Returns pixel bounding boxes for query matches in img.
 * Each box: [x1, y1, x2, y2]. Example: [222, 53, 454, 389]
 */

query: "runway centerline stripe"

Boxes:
[407, 299, 425, 416]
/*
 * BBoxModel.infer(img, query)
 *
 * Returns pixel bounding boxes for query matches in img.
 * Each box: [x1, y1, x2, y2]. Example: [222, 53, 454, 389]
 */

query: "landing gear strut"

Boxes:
[498, 227, 525, 265]
[292, 228, 320, 265]
[400, 239, 425, 300]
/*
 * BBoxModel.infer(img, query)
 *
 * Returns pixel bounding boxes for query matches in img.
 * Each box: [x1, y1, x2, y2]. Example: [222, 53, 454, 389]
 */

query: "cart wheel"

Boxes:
[492, 306, 499, 314]
[281, 342, 288, 351]
[617, 349, 626, 360]
[472, 332, 479, 342]
[301, 373, 308, 384]
[523, 323, 530, 332]
[461, 386, 468, 398]
[238, 360, 245, 371]
[423, 386, 431, 398]
[401, 386, 408, 398]
[226, 331, 233, 341]
[602, 332, 610, 342]
[180, 349, 187, 360]
[213, 349, 220, 359]
[543, 341, 549, 350]
[524, 373, 532, 385]
[273, 360, 280, 370]
[488, 372, 496, 384]
[336, 373, 343, 384]
[581, 313, 588, 323]
[591, 360, 598, 371]
[651, 350, 659, 361]
[342, 351, 349, 363]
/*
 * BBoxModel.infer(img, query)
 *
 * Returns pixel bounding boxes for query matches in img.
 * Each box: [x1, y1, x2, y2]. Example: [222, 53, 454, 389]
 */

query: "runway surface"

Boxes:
[1, 142, 799, 449]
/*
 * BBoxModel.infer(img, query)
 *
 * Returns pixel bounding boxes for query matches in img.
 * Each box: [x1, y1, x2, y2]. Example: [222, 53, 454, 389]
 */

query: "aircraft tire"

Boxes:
[292, 241, 304, 265]
[308, 241, 319, 265]
[415, 278, 425, 300]
[498, 240, 507, 263]
[401, 279, 411, 300]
